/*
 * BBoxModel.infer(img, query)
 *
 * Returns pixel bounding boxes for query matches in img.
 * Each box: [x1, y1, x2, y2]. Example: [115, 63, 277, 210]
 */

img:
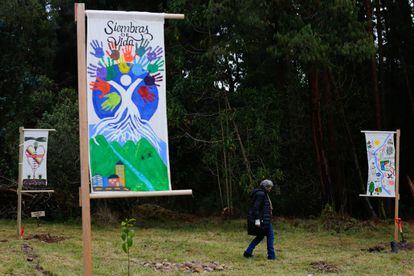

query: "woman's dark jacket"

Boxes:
[247, 187, 272, 236]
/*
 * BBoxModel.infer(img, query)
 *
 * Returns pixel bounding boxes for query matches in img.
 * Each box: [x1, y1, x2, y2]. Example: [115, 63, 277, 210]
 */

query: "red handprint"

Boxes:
[106, 42, 120, 60]
[90, 77, 110, 98]
[122, 45, 135, 63]
[137, 86, 156, 103]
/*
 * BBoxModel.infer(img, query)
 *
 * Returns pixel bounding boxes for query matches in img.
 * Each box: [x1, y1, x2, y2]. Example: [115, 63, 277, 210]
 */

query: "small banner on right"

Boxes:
[364, 131, 396, 197]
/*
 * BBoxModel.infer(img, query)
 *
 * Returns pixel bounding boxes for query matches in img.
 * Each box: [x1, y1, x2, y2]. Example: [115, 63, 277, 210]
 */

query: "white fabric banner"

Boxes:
[86, 11, 171, 192]
[22, 130, 49, 188]
[364, 132, 396, 197]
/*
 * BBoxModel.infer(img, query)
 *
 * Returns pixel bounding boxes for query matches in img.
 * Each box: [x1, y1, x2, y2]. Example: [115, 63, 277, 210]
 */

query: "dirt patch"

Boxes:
[310, 261, 340, 273]
[22, 242, 37, 262]
[0, 239, 8, 242]
[362, 242, 414, 253]
[21, 242, 55, 275]
[142, 260, 226, 273]
[25, 234, 66, 243]
[363, 243, 387, 252]
[397, 242, 414, 251]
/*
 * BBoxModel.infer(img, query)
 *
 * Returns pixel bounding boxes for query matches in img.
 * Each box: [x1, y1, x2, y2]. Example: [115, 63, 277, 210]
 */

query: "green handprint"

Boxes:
[101, 92, 121, 111]
[99, 58, 116, 81]
[147, 58, 165, 74]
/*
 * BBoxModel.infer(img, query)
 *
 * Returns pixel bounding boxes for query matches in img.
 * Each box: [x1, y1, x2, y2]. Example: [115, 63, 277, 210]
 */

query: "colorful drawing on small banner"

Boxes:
[364, 132, 396, 197]
[86, 11, 171, 192]
[22, 130, 49, 189]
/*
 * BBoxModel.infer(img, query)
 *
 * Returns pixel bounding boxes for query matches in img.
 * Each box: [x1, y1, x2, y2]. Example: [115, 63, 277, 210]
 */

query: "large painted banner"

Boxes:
[22, 130, 49, 189]
[86, 11, 171, 192]
[364, 131, 396, 197]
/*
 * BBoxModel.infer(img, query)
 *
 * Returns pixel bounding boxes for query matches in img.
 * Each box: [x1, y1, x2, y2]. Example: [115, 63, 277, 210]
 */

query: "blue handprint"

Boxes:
[90, 40, 104, 59]
[88, 63, 107, 79]
[131, 56, 149, 77]
[135, 39, 150, 57]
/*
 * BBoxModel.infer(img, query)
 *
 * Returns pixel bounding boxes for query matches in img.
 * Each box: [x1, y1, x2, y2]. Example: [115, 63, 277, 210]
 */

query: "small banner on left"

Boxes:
[22, 130, 49, 189]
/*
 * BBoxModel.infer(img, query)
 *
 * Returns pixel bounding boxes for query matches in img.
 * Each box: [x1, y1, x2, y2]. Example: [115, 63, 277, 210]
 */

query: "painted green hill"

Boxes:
[90, 135, 169, 191]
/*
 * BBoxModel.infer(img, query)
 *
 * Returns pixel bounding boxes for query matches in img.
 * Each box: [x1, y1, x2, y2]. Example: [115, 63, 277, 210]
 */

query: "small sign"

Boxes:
[31, 211, 45, 218]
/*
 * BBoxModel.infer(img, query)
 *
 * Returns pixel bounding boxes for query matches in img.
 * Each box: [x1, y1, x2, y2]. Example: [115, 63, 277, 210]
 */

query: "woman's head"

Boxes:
[260, 179, 274, 192]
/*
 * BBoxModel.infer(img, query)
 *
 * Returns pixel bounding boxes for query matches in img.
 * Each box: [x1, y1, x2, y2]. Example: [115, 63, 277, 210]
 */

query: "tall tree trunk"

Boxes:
[375, 0, 386, 121]
[224, 93, 255, 186]
[323, 70, 345, 212]
[216, 99, 224, 209]
[364, 0, 382, 129]
[401, 56, 414, 120]
[310, 68, 332, 205]
[376, 0, 390, 215]
[219, 98, 230, 212]
[365, 0, 386, 218]
[330, 72, 378, 219]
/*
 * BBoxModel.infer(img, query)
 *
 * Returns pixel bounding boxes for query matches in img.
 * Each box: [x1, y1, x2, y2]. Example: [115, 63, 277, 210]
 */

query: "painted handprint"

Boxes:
[144, 73, 163, 87]
[122, 45, 136, 63]
[90, 40, 104, 58]
[88, 63, 107, 79]
[106, 42, 121, 60]
[90, 39, 162, 122]
[137, 86, 156, 103]
[117, 56, 131, 74]
[135, 40, 150, 57]
[147, 46, 163, 61]
[147, 58, 165, 74]
[99, 58, 116, 81]
[101, 92, 121, 111]
[131, 56, 149, 76]
[132, 83, 159, 120]
[90, 77, 110, 98]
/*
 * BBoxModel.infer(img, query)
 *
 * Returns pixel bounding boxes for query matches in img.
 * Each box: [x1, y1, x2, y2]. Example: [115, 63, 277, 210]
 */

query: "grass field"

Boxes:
[0, 217, 413, 275]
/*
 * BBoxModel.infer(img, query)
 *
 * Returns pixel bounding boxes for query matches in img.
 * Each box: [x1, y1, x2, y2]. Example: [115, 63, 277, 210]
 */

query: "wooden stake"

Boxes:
[16, 127, 24, 238]
[75, 3, 92, 276]
[394, 129, 401, 241]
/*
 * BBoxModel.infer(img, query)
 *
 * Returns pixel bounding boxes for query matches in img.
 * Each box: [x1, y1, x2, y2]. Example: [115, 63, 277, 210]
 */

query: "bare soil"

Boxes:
[25, 233, 65, 243]
[310, 261, 340, 273]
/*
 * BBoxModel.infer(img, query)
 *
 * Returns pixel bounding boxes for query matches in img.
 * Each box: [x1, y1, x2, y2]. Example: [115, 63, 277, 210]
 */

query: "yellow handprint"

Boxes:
[118, 56, 131, 74]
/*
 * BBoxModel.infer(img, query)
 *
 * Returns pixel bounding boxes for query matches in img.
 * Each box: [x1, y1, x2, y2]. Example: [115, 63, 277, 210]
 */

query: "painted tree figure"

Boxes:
[89, 41, 163, 148]
[87, 39, 169, 191]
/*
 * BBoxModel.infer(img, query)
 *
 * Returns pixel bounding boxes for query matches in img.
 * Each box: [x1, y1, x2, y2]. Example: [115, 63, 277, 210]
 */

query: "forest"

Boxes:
[0, 0, 413, 220]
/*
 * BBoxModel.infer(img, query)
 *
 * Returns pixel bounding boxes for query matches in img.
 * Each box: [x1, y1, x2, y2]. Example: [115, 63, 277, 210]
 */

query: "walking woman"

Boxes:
[244, 179, 276, 260]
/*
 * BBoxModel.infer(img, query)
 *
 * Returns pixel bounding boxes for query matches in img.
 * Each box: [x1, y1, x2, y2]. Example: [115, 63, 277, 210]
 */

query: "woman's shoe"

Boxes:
[243, 251, 253, 258]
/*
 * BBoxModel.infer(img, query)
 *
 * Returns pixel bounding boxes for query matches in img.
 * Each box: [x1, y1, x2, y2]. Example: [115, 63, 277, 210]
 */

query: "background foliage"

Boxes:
[0, 0, 413, 219]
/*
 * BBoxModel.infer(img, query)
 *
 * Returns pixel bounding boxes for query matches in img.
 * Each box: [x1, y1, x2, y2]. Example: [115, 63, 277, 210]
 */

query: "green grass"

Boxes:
[0, 218, 413, 275]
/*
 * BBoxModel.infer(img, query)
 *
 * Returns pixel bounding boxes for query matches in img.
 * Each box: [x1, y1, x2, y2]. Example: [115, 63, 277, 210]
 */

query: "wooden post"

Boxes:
[394, 129, 401, 241]
[16, 127, 24, 238]
[75, 3, 93, 276]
